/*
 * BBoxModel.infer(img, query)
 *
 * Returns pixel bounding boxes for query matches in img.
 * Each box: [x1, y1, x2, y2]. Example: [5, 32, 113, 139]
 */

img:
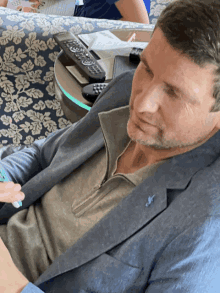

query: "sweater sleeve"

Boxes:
[0, 127, 69, 186]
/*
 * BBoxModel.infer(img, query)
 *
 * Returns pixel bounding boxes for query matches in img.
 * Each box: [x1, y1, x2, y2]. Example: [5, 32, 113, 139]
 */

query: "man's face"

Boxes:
[127, 28, 220, 152]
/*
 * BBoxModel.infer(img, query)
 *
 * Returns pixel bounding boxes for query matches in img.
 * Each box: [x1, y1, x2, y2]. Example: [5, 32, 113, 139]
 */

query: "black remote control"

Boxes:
[82, 83, 109, 103]
[53, 32, 106, 84]
[129, 47, 144, 64]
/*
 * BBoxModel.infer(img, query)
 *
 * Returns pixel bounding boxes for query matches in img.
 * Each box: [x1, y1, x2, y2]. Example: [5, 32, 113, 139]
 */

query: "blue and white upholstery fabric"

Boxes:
[149, 0, 176, 25]
[0, 7, 152, 147]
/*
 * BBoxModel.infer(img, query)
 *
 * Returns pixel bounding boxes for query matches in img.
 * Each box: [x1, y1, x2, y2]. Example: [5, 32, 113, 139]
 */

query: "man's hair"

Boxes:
[151, 0, 220, 112]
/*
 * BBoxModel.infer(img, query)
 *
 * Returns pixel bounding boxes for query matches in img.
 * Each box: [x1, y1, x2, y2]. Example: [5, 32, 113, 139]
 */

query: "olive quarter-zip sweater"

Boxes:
[0, 105, 170, 283]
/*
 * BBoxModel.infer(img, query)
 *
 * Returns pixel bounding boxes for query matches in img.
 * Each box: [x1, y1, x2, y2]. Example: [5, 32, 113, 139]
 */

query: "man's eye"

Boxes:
[165, 88, 179, 99]
[145, 68, 152, 74]
[140, 61, 152, 75]
[166, 88, 175, 95]
[143, 65, 152, 75]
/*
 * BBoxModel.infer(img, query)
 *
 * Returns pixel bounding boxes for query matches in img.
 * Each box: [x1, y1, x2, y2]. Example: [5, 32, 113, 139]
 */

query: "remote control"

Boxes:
[53, 32, 106, 84]
[129, 47, 144, 64]
[82, 83, 109, 103]
[0, 168, 22, 208]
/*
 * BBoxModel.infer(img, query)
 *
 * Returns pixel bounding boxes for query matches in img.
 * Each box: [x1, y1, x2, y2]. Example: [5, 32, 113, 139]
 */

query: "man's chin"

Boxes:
[127, 130, 151, 146]
[127, 125, 163, 148]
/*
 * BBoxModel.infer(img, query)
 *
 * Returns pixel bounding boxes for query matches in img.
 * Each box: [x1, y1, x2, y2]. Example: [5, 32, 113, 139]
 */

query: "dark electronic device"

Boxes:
[112, 55, 138, 79]
[82, 54, 140, 103]
[53, 31, 106, 84]
[82, 83, 109, 103]
[129, 47, 144, 64]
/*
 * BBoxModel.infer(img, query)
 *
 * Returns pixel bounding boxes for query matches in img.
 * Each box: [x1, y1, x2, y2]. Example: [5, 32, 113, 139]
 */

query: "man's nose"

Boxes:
[135, 83, 163, 114]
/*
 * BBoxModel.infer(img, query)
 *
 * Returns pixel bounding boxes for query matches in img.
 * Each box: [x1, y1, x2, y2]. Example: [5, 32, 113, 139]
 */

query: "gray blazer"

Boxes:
[0, 70, 220, 293]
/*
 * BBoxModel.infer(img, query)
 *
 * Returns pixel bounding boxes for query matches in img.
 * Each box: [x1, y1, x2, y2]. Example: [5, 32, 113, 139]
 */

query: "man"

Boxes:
[1, 0, 220, 292]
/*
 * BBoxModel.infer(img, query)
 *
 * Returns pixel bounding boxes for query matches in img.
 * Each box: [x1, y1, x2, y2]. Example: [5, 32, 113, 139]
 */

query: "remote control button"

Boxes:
[65, 42, 72, 46]
[69, 47, 84, 53]
[88, 68, 97, 74]
[77, 45, 85, 50]
[83, 59, 94, 65]
[75, 55, 83, 60]
[82, 60, 95, 66]
[75, 41, 82, 46]
[93, 66, 100, 71]
[75, 52, 84, 59]
[66, 41, 78, 46]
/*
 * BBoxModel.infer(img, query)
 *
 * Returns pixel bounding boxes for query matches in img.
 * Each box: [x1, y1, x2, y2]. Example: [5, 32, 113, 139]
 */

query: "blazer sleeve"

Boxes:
[145, 215, 220, 293]
[0, 126, 72, 186]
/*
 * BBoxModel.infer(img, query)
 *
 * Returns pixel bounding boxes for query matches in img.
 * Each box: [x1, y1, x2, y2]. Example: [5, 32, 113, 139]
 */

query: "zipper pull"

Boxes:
[98, 177, 107, 189]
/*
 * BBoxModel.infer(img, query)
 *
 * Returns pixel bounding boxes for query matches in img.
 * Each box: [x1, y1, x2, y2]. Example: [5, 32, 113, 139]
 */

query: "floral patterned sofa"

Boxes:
[0, 0, 174, 147]
[149, 0, 176, 25]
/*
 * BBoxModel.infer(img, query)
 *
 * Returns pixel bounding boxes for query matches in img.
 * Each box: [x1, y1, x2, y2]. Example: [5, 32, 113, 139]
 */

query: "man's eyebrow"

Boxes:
[139, 52, 199, 105]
